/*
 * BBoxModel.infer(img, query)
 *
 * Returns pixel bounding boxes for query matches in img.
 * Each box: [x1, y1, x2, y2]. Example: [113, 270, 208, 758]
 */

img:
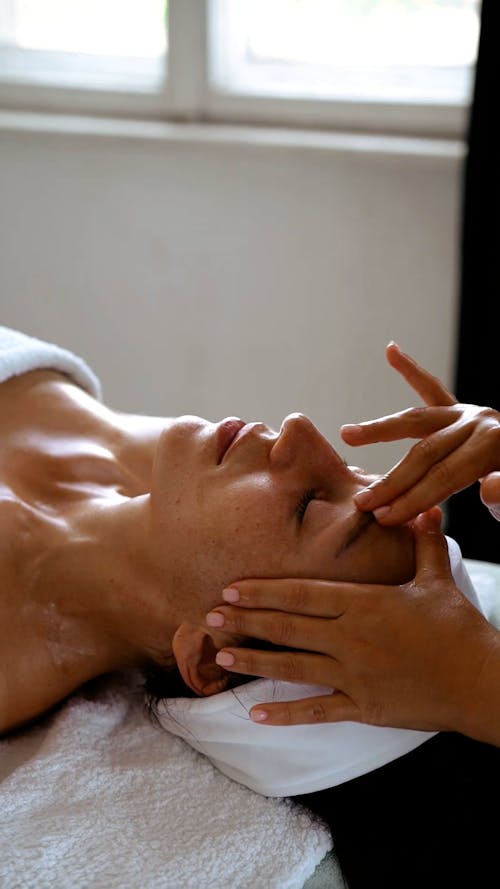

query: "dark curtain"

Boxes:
[445, 0, 500, 563]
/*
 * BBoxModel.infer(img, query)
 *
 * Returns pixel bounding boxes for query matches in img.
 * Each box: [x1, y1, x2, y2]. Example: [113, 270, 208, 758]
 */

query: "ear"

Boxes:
[172, 622, 243, 697]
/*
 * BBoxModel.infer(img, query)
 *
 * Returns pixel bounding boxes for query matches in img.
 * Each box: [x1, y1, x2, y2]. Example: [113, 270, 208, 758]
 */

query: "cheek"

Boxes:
[188, 488, 292, 593]
[214, 505, 287, 576]
[154, 474, 295, 616]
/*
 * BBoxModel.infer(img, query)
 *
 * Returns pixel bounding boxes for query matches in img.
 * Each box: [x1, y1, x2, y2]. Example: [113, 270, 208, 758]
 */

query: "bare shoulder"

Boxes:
[0, 369, 116, 434]
[0, 369, 170, 494]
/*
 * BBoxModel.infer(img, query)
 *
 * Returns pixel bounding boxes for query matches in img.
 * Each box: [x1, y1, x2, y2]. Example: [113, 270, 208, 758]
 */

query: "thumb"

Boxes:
[413, 505, 443, 532]
[413, 507, 452, 582]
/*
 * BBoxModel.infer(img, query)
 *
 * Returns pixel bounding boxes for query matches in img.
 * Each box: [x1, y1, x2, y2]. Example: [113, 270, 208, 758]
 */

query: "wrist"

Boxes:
[454, 627, 500, 747]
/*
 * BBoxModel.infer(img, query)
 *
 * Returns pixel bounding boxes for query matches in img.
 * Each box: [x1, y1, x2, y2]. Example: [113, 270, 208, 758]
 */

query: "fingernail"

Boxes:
[216, 651, 235, 667]
[374, 505, 391, 519]
[222, 587, 240, 603]
[250, 709, 269, 722]
[206, 612, 225, 628]
[355, 489, 373, 506]
[341, 424, 362, 438]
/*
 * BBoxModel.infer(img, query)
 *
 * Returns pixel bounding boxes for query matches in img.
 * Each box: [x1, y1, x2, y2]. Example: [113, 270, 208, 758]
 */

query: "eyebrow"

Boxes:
[335, 511, 376, 558]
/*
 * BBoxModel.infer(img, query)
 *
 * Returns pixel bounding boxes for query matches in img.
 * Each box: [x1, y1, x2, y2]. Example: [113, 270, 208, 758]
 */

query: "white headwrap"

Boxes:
[157, 537, 483, 797]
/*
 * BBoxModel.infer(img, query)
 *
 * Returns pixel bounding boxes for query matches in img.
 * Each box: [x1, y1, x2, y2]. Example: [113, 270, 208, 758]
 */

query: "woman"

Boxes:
[2, 326, 498, 889]
[208, 343, 500, 749]
[0, 325, 423, 737]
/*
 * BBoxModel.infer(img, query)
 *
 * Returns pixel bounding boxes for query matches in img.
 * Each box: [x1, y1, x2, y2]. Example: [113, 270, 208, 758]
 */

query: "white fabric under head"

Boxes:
[157, 537, 483, 797]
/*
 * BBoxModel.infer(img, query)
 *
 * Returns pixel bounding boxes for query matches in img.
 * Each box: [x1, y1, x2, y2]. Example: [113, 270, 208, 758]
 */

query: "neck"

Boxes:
[34, 494, 179, 679]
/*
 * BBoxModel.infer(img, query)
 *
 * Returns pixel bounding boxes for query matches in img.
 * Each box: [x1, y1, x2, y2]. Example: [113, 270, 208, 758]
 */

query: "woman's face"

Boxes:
[150, 413, 415, 619]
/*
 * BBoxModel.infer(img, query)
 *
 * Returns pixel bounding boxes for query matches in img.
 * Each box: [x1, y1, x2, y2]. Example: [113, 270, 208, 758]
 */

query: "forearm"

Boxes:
[457, 630, 500, 747]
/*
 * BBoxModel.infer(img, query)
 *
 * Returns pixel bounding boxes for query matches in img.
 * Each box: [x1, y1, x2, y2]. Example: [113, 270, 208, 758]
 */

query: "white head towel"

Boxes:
[157, 537, 482, 797]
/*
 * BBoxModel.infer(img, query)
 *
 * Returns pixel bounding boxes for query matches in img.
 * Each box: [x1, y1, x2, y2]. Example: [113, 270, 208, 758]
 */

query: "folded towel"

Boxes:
[0, 673, 333, 889]
[0, 325, 101, 398]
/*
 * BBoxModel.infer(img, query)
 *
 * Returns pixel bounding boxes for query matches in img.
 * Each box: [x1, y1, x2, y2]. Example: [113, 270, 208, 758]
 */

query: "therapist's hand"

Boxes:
[340, 342, 500, 525]
[206, 510, 498, 735]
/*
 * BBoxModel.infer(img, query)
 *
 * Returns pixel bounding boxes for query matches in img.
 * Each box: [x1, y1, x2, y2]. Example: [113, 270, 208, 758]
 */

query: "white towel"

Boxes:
[0, 673, 333, 889]
[0, 325, 102, 398]
[0, 326, 332, 887]
[156, 537, 482, 797]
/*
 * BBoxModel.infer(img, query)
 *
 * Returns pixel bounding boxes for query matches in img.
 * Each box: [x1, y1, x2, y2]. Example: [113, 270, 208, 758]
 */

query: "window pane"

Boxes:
[210, 0, 480, 104]
[9, 0, 167, 57]
[244, 0, 479, 69]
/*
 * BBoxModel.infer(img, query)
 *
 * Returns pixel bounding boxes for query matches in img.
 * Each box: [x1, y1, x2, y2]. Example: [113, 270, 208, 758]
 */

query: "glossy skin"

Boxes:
[0, 369, 414, 735]
[206, 345, 500, 745]
[0, 370, 169, 733]
[150, 412, 416, 607]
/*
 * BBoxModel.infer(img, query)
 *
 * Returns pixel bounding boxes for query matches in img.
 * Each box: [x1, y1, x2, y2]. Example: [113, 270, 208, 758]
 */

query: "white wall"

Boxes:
[0, 115, 464, 474]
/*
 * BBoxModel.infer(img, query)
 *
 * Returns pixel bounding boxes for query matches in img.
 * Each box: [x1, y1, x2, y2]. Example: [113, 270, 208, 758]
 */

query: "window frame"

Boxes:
[0, 0, 474, 136]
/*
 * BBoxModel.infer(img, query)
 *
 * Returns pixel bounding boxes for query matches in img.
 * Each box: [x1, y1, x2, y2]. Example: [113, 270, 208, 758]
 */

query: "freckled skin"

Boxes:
[0, 373, 414, 734]
[149, 414, 414, 625]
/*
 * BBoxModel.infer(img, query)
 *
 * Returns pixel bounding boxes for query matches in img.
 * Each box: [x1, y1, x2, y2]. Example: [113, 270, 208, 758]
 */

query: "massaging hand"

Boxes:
[206, 510, 498, 733]
[340, 342, 500, 525]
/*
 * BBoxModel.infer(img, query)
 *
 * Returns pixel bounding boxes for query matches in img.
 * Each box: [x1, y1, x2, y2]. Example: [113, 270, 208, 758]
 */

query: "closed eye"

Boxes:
[297, 488, 316, 524]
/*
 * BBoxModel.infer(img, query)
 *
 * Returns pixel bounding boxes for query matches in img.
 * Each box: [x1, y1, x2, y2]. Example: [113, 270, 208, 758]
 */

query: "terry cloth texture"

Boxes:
[0, 325, 102, 399]
[0, 674, 333, 889]
[0, 326, 334, 887]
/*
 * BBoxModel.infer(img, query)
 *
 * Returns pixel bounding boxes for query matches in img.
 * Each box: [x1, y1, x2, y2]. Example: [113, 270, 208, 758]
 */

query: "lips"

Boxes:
[216, 418, 246, 463]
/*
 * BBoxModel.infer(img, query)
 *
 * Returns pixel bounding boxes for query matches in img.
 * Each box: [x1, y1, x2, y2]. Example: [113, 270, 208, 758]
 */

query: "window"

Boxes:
[0, 0, 481, 135]
[0, 0, 168, 115]
[5, 0, 166, 57]
[210, 0, 479, 103]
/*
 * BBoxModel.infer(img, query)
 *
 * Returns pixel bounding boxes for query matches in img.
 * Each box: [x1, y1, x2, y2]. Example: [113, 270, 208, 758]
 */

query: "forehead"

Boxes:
[275, 507, 413, 585]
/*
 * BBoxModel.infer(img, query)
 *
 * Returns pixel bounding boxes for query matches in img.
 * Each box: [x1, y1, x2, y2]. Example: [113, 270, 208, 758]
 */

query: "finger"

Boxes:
[480, 472, 500, 520]
[248, 692, 360, 726]
[412, 515, 452, 582]
[341, 405, 459, 446]
[480, 471, 500, 506]
[215, 647, 338, 686]
[353, 419, 471, 510]
[217, 577, 364, 616]
[207, 606, 334, 652]
[412, 505, 443, 531]
[370, 433, 494, 525]
[385, 342, 457, 407]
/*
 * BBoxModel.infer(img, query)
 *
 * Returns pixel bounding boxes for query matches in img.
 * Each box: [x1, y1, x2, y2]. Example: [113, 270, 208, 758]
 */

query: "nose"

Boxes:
[270, 413, 348, 473]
